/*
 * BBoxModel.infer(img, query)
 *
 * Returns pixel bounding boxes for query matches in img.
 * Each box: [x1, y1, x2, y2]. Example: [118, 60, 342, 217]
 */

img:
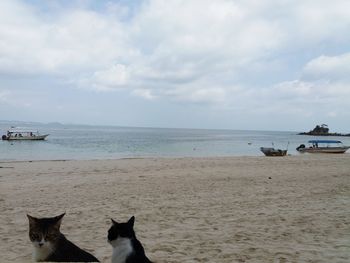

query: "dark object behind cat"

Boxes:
[108, 216, 153, 263]
[27, 213, 99, 262]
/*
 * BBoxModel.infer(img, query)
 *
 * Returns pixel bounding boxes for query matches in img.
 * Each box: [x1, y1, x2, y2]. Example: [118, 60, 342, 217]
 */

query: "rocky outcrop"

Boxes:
[298, 124, 350, 136]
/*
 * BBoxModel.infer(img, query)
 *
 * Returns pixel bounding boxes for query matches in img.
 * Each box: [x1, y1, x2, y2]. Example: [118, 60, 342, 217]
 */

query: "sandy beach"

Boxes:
[0, 155, 349, 263]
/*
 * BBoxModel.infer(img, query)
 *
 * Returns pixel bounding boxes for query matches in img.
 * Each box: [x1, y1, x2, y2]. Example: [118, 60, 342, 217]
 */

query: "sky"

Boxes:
[0, 0, 350, 132]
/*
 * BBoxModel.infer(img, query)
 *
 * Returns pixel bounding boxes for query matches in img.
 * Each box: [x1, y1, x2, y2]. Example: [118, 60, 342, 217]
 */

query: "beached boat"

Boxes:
[2, 128, 49, 141]
[296, 140, 350, 154]
[260, 147, 287, 156]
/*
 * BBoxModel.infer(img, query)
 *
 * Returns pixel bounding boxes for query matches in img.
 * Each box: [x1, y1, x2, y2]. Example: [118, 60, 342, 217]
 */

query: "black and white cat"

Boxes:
[27, 213, 99, 262]
[108, 216, 153, 263]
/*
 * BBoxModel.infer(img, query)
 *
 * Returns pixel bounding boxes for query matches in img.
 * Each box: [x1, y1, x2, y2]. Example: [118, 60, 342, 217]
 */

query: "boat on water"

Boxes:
[260, 147, 287, 156]
[296, 140, 350, 154]
[2, 128, 49, 141]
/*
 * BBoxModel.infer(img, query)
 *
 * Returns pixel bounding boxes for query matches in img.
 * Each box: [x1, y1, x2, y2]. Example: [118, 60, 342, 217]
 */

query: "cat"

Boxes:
[27, 213, 99, 262]
[108, 216, 153, 263]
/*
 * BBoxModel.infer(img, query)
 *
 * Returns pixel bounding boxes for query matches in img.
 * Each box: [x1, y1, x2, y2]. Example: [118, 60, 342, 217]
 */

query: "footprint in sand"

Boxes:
[273, 252, 297, 263]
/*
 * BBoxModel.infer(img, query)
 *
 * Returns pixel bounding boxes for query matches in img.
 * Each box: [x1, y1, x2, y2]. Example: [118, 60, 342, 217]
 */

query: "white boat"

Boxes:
[296, 140, 350, 154]
[2, 128, 49, 141]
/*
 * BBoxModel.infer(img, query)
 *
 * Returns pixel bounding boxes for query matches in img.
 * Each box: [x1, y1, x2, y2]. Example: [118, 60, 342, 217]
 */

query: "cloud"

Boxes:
[1, 0, 350, 110]
[260, 52, 350, 117]
[0, 0, 129, 75]
[0, 89, 33, 108]
[303, 53, 350, 80]
[0, 90, 10, 102]
[229, 50, 350, 119]
[294, 0, 350, 43]
[299, 53, 350, 101]
[132, 89, 156, 100]
[87, 64, 130, 91]
[163, 85, 228, 104]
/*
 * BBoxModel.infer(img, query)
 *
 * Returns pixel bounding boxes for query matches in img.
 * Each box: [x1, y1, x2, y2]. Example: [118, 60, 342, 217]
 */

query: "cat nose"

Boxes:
[38, 243, 44, 247]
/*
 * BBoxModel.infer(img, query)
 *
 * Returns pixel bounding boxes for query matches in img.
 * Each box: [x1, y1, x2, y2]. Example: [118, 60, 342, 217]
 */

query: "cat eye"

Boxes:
[30, 233, 40, 240]
[46, 234, 57, 239]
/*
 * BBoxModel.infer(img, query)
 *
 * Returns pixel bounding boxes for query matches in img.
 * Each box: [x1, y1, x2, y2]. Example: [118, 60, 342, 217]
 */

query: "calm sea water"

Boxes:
[1, 123, 350, 161]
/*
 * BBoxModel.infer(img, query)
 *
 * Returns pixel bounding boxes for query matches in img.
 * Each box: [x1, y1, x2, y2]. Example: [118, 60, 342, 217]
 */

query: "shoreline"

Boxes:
[1, 155, 349, 262]
[0, 155, 271, 164]
[1, 151, 348, 163]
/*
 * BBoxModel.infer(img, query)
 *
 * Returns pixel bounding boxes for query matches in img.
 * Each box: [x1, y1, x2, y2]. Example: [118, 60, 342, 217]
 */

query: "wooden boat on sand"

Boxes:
[260, 147, 288, 156]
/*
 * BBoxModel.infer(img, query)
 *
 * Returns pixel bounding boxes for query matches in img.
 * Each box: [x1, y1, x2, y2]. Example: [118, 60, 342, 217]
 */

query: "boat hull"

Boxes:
[260, 147, 287, 156]
[3, 134, 49, 141]
[298, 147, 349, 154]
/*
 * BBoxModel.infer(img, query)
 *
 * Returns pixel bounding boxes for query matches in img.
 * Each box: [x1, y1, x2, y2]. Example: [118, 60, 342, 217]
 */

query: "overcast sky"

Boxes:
[1, 0, 350, 131]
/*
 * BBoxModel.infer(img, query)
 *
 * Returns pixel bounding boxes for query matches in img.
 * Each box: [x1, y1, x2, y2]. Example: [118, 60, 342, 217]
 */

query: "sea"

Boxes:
[1, 123, 350, 161]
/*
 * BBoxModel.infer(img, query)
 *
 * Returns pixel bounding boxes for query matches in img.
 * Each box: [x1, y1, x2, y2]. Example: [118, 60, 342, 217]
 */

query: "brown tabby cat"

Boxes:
[27, 213, 99, 262]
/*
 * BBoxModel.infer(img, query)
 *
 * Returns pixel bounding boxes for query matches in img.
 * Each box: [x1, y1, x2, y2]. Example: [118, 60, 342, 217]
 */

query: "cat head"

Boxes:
[108, 216, 135, 245]
[27, 213, 65, 250]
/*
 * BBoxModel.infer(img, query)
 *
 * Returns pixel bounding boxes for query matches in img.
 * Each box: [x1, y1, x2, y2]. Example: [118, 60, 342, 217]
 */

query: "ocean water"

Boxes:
[1, 123, 350, 161]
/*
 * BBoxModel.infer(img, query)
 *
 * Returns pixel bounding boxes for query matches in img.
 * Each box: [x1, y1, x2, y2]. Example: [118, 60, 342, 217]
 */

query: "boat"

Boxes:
[260, 142, 289, 156]
[260, 147, 287, 156]
[296, 140, 350, 153]
[2, 128, 49, 141]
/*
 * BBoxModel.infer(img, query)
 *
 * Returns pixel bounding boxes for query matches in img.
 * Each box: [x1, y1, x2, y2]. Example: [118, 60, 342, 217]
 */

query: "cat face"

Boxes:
[27, 213, 64, 250]
[108, 216, 135, 244]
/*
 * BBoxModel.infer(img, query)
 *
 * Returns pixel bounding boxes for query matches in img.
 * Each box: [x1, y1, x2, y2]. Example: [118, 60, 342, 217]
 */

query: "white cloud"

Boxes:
[1, 0, 350, 112]
[164, 85, 228, 104]
[303, 53, 350, 80]
[89, 64, 130, 91]
[0, 90, 10, 102]
[0, 0, 129, 75]
[132, 89, 156, 100]
[294, 0, 350, 42]
[278, 79, 321, 95]
[0, 89, 32, 108]
[261, 75, 350, 118]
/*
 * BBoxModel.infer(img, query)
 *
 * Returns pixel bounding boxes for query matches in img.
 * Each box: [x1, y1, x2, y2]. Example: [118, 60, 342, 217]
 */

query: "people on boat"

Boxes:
[2, 128, 48, 140]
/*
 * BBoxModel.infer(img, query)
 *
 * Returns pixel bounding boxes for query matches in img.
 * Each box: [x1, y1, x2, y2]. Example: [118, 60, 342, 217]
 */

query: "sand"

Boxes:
[0, 155, 349, 263]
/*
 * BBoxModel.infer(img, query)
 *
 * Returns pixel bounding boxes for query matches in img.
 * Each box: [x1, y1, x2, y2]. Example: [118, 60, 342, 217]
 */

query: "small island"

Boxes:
[298, 124, 350, 136]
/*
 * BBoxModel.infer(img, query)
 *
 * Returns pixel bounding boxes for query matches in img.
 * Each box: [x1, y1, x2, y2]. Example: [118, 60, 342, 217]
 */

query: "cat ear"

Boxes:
[111, 218, 118, 225]
[27, 214, 37, 225]
[53, 213, 65, 228]
[127, 216, 135, 227]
